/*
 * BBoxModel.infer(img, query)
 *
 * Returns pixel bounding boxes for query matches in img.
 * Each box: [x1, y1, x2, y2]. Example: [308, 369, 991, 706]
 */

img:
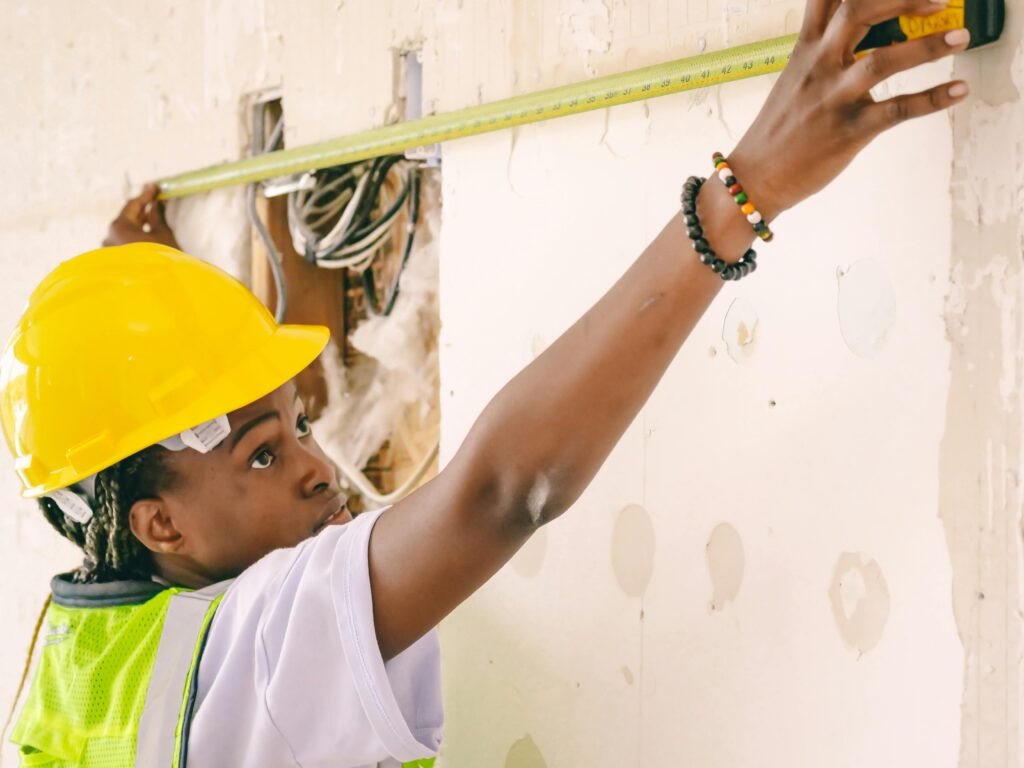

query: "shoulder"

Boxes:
[222, 508, 385, 617]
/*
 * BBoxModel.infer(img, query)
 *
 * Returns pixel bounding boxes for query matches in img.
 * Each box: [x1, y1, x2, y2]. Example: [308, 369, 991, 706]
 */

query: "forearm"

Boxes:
[461, 165, 766, 527]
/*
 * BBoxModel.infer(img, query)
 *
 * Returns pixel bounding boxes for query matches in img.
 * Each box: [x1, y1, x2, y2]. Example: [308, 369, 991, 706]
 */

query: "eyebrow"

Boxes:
[230, 411, 280, 451]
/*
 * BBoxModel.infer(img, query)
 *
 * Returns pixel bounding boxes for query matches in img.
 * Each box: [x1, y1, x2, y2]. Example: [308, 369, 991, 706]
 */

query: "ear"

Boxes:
[128, 498, 184, 555]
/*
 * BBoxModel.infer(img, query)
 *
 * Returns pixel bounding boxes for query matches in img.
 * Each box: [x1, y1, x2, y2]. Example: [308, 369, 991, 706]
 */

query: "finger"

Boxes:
[826, 0, 950, 55]
[843, 27, 970, 95]
[118, 183, 159, 224]
[860, 79, 969, 135]
[802, 0, 844, 40]
[143, 198, 170, 232]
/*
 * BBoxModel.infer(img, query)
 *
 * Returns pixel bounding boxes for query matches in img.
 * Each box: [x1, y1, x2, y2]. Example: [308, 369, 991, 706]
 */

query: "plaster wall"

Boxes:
[0, 1, 1020, 766]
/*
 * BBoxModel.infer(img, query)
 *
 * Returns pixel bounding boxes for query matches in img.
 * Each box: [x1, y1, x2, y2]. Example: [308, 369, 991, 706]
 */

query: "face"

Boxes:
[134, 382, 351, 586]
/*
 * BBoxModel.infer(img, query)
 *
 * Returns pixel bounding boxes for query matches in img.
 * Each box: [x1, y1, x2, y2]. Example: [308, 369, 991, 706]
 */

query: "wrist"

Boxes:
[694, 174, 756, 265]
[725, 145, 785, 222]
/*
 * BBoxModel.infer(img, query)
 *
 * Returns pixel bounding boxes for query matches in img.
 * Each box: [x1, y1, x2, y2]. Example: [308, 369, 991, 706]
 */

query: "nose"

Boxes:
[297, 440, 336, 498]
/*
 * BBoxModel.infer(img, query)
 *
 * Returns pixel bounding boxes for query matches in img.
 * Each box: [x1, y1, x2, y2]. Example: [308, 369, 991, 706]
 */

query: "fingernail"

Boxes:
[948, 82, 969, 98]
[945, 28, 970, 46]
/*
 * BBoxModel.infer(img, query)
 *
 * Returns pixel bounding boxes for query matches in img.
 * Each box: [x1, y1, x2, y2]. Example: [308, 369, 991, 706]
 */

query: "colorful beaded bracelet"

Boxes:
[712, 152, 774, 242]
[681, 176, 757, 282]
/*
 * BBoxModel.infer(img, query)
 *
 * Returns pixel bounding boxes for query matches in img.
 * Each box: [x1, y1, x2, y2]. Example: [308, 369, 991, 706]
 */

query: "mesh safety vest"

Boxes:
[11, 575, 224, 767]
[10, 574, 436, 768]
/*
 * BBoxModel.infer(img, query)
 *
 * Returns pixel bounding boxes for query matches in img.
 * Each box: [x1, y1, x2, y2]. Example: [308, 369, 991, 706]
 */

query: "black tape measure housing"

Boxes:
[856, 0, 1004, 52]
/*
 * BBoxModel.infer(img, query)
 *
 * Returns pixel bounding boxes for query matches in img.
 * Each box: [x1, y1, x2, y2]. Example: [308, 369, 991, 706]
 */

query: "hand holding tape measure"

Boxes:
[722, 0, 1001, 220]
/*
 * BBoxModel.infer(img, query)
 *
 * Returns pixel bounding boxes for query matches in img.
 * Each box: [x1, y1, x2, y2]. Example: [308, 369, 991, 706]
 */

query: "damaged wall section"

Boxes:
[942, 19, 1024, 768]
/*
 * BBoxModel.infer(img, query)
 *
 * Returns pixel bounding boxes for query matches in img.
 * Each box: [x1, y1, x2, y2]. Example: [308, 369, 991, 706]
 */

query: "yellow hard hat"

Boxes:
[0, 243, 330, 498]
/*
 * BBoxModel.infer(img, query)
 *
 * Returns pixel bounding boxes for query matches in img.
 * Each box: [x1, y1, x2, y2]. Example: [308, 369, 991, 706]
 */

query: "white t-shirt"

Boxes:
[185, 508, 444, 767]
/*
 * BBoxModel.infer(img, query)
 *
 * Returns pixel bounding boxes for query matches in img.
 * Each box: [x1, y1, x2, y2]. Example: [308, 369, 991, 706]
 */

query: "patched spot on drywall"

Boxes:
[504, 734, 549, 768]
[722, 298, 760, 363]
[511, 525, 548, 578]
[828, 552, 891, 655]
[612, 503, 656, 597]
[836, 260, 897, 358]
[706, 522, 745, 612]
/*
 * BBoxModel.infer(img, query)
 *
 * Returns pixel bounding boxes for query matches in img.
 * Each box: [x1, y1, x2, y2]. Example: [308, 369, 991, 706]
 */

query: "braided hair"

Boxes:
[37, 446, 177, 583]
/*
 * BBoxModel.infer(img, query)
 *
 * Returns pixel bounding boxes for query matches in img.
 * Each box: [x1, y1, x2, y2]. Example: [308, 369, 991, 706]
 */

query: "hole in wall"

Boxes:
[243, 89, 441, 513]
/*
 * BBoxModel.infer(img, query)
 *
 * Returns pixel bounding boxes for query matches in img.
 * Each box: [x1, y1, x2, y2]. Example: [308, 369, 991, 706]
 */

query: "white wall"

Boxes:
[0, 2, 1021, 766]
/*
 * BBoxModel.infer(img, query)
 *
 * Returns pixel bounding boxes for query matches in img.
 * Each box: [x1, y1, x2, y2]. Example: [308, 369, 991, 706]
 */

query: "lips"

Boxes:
[313, 495, 349, 534]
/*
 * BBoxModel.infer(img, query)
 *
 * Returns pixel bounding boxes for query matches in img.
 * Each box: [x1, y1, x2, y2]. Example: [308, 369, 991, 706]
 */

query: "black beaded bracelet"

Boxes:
[680, 176, 757, 282]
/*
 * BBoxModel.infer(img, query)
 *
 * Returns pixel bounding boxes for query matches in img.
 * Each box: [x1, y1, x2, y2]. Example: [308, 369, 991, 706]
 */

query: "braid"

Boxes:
[39, 496, 84, 548]
[100, 454, 150, 577]
[79, 504, 107, 582]
[36, 446, 174, 583]
[99, 470, 124, 574]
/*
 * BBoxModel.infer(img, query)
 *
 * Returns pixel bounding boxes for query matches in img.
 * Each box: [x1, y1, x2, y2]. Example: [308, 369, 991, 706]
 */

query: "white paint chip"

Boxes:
[562, 0, 612, 56]
[837, 260, 897, 358]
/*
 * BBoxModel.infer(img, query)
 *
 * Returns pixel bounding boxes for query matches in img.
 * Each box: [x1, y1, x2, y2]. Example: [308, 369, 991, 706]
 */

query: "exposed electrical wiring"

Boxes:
[247, 109, 288, 324]
[362, 170, 421, 317]
[286, 155, 418, 280]
[246, 103, 434, 508]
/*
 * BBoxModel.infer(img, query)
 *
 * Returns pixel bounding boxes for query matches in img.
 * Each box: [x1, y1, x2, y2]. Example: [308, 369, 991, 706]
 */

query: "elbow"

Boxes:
[444, 460, 569, 539]
[452, 412, 576, 534]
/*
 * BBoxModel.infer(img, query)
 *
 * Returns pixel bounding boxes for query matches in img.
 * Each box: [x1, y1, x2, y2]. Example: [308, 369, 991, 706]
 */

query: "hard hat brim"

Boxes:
[20, 323, 331, 498]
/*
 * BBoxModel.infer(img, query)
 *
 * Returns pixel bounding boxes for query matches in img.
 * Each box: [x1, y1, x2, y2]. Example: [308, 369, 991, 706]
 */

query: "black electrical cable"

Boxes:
[362, 168, 421, 318]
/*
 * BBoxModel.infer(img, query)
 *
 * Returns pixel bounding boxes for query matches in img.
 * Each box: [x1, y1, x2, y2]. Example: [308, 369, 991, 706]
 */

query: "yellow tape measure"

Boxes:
[159, 0, 1003, 200]
[159, 35, 796, 199]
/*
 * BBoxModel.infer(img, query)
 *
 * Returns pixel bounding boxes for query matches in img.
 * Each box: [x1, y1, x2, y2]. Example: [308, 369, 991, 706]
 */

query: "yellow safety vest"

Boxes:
[11, 574, 435, 768]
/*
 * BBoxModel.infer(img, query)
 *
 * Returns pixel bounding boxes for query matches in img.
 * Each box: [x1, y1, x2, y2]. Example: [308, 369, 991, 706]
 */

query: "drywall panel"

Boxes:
[436, 48, 969, 768]
[943, 19, 1024, 768]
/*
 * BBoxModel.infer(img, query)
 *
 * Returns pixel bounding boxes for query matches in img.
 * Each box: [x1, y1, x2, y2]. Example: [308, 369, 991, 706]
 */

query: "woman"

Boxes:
[2, 0, 971, 764]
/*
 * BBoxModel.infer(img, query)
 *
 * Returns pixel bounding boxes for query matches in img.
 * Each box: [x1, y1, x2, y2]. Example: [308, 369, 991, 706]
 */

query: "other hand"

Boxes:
[102, 183, 181, 249]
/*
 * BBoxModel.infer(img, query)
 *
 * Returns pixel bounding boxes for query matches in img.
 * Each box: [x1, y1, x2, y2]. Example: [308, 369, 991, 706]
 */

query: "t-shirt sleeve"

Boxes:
[247, 509, 443, 765]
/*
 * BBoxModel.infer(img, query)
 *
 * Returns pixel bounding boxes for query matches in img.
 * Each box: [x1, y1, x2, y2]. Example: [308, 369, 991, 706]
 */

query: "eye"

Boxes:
[296, 414, 312, 438]
[250, 448, 275, 470]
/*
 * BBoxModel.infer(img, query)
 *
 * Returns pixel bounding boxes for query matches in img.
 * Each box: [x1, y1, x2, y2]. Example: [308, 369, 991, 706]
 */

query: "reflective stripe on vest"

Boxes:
[135, 583, 228, 767]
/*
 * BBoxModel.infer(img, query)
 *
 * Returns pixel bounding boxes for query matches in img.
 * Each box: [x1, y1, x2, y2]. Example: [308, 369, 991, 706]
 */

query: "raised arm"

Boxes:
[369, 0, 971, 659]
